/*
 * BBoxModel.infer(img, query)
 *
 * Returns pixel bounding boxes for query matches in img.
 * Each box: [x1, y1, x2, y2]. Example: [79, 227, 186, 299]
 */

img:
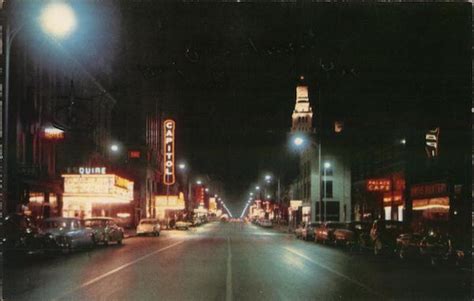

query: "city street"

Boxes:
[4, 222, 470, 301]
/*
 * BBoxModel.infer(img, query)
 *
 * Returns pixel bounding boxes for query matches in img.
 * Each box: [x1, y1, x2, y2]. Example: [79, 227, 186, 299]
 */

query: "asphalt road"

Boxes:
[4, 222, 471, 301]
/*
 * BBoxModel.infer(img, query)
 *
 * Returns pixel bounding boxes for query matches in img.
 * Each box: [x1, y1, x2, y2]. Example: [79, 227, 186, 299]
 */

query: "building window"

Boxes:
[323, 180, 333, 198]
[322, 166, 333, 176]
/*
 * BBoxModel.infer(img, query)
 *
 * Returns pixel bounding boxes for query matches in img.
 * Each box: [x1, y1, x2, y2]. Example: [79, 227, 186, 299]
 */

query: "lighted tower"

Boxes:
[291, 76, 313, 133]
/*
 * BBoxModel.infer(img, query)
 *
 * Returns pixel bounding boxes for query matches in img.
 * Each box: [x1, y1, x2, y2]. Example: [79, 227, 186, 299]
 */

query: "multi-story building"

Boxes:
[290, 77, 351, 223]
[6, 5, 117, 222]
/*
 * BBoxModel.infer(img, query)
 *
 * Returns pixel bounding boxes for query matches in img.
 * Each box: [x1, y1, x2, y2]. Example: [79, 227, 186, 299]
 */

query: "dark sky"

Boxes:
[58, 2, 471, 212]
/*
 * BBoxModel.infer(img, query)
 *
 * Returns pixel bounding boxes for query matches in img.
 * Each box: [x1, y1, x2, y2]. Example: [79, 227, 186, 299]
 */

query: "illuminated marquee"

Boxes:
[367, 179, 391, 192]
[163, 119, 175, 185]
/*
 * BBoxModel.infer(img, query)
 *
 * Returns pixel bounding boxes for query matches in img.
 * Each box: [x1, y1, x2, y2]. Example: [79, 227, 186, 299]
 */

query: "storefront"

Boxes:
[410, 181, 450, 222]
[62, 167, 134, 225]
[155, 193, 186, 221]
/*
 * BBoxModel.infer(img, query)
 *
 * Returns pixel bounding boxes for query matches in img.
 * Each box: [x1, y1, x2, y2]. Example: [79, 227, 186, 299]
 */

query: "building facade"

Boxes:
[291, 77, 351, 223]
[6, 7, 117, 222]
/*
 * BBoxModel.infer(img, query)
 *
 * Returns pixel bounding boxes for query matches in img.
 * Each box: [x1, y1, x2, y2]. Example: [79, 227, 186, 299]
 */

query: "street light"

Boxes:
[249, 192, 253, 196]
[196, 180, 202, 185]
[40, 3, 77, 38]
[323, 161, 331, 222]
[255, 186, 260, 190]
[265, 174, 272, 181]
[178, 163, 186, 170]
[110, 144, 119, 152]
[205, 188, 209, 192]
[293, 136, 305, 147]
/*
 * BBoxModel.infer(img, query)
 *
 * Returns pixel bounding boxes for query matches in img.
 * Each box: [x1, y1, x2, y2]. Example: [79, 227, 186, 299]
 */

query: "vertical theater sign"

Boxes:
[163, 119, 176, 185]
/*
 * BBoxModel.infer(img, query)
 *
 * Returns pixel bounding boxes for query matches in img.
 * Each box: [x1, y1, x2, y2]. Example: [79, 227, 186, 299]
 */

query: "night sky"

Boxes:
[55, 2, 471, 212]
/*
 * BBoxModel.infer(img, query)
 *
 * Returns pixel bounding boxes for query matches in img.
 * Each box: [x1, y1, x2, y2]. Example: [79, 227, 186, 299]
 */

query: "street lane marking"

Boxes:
[283, 247, 384, 298]
[53, 240, 185, 300]
[226, 236, 233, 301]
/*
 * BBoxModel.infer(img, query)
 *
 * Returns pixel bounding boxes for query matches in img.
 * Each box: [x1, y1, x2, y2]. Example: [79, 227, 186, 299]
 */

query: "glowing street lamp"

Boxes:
[249, 192, 253, 196]
[40, 3, 77, 38]
[255, 186, 260, 191]
[265, 174, 272, 181]
[178, 163, 186, 170]
[205, 188, 209, 192]
[293, 136, 305, 147]
[110, 144, 119, 152]
[196, 180, 202, 185]
[324, 162, 331, 169]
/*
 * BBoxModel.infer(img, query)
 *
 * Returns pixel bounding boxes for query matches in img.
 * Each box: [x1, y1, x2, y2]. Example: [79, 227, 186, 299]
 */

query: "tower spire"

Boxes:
[291, 76, 313, 133]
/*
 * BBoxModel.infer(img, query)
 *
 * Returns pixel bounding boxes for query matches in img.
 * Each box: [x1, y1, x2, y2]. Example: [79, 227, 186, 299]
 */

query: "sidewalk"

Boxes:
[272, 223, 293, 234]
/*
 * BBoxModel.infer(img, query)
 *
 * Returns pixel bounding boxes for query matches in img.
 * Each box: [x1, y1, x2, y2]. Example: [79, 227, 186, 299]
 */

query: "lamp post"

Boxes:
[4, 2, 76, 212]
[292, 135, 322, 222]
[323, 162, 331, 222]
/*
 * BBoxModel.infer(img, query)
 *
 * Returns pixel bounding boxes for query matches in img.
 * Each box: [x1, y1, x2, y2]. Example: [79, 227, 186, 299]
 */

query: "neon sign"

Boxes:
[425, 127, 440, 158]
[367, 179, 391, 192]
[79, 167, 106, 175]
[163, 119, 175, 185]
[43, 127, 65, 140]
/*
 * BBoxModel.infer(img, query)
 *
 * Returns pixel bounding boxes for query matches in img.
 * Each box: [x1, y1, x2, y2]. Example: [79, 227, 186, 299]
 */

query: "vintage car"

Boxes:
[136, 218, 161, 236]
[315, 222, 346, 244]
[42, 217, 95, 252]
[259, 219, 273, 228]
[175, 221, 191, 230]
[301, 222, 320, 241]
[370, 220, 407, 255]
[294, 223, 305, 239]
[333, 222, 371, 249]
[419, 230, 465, 266]
[395, 232, 423, 260]
[2, 213, 51, 257]
[84, 217, 124, 244]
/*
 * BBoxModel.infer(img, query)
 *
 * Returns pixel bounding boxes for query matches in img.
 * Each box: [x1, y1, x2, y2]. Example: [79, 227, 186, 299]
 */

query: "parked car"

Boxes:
[419, 230, 465, 266]
[175, 221, 190, 230]
[260, 219, 273, 228]
[302, 222, 320, 241]
[370, 220, 407, 255]
[2, 213, 50, 257]
[294, 223, 305, 239]
[136, 218, 161, 236]
[42, 217, 95, 252]
[396, 232, 423, 260]
[84, 217, 124, 244]
[333, 222, 371, 249]
[315, 222, 346, 244]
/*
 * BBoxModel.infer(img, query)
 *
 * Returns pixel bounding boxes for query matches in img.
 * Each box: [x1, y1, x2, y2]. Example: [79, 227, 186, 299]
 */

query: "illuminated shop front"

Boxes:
[155, 193, 186, 221]
[62, 168, 134, 223]
[410, 182, 450, 222]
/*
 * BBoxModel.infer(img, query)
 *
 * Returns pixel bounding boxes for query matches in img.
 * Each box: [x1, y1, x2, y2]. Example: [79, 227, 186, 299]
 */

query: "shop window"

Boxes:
[322, 166, 333, 176]
[323, 180, 333, 198]
[325, 201, 340, 221]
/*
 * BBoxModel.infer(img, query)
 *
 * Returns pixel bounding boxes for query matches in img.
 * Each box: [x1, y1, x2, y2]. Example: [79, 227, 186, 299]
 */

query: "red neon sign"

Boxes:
[163, 119, 175, 185]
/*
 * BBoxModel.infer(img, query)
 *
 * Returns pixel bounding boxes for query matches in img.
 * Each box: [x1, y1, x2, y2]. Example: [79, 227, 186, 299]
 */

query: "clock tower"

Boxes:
[291, 76, 313, 133]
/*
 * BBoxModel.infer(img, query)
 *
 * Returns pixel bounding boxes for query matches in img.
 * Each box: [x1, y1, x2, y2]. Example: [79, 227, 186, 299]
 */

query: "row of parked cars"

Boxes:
[2, 214, 125, 257]
[294, 220, 466, 266]
[252, 218, 273, 228]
